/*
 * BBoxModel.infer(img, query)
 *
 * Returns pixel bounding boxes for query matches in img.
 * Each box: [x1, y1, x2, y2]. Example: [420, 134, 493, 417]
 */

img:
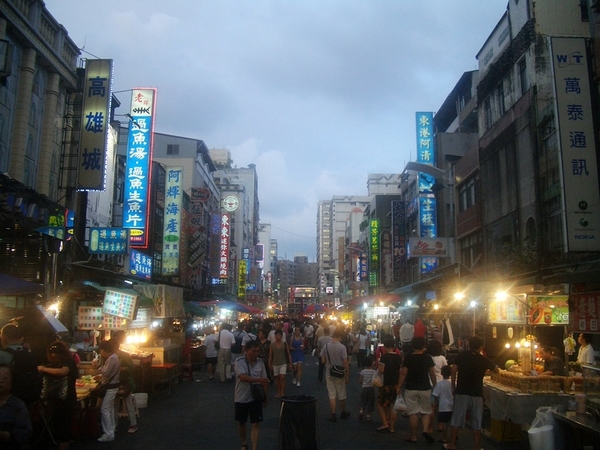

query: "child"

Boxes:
[432, 365, 454, 443]
[358, 355, 377, 421]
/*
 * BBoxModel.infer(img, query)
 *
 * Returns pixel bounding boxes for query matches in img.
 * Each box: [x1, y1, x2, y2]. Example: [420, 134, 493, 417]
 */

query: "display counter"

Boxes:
[140, 344, 181, 365]
[483, 379, 571, 424]
[553, 411, 600, 449]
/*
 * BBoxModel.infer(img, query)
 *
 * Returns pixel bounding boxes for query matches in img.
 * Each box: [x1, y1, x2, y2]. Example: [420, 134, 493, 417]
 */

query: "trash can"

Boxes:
[279, 395, 319, 450]
[528, 424, 554, 450]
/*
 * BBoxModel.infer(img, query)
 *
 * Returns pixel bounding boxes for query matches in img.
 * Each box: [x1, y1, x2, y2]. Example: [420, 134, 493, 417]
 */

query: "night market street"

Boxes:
[71, 353, 528, 450]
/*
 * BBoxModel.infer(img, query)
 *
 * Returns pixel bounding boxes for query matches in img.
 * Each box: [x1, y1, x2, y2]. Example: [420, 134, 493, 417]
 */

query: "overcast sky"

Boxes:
[47, 1, 507, 261]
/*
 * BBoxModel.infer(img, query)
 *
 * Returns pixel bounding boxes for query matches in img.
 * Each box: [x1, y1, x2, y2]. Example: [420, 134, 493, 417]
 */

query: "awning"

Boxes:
[392, 262, 478, 295]
[0, 273, 44, 296]
[183, 301, 213, 316]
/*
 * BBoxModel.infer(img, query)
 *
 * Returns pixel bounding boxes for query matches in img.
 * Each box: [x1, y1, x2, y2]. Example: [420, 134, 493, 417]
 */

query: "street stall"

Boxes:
[479, 292, 576, 441]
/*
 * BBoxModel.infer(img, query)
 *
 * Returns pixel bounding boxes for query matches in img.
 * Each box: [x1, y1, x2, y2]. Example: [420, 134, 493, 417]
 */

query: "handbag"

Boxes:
[393, 394, 407, 412]
[372, 372, 384, 388]
[325, 344, 345, 378]
[41, 374, 68, 401]
[246, 361, 267, 402]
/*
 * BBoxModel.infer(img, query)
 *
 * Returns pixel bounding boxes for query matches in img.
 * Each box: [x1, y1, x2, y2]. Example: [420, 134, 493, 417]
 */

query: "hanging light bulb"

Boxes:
[505, 343, 511, 348]
[507, 327, 514, 339]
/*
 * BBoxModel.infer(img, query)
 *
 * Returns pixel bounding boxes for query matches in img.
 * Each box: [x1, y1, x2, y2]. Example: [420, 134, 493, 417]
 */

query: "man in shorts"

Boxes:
[443, 335, 498, 450]
[234, 340, 269, 450]
[320, 329, 350, 422]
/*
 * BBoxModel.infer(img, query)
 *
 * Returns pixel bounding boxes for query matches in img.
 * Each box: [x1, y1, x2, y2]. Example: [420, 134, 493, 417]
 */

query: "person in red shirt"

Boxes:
[414, 318, 427, 339]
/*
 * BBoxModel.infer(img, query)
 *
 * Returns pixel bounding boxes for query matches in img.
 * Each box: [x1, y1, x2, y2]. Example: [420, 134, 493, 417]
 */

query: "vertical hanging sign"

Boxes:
[238, 259, 247, 298]
[219, 214, 231, 280]
[77, 59, 113, 191]
[369, 219, 380, 288]
[551, 38, 600, 251]
[124, 88, 156, 248]
[416, 112, 436, 193]
[162, 167, 183, 276]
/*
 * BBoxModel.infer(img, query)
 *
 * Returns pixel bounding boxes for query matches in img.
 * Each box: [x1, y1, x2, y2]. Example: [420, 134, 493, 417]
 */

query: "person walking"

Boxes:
[290, 327, 305, 386]
[355, 328, 370, 369]
[234, 340, 269, 450]
[111, 334, 138, 434]
[358, 355, 377, 422]
[442, 335, 499, 450]
[425, 339, 448, 434]
[268, 330, 292, 398]
[256, 328, 271, 383]
[203, 328, 218, 380]
[375, 336, 402, 433]
[316, 327, 332, 382]
[321, 329, 350, 422]
[432, 365, 454, 444]
[398, 336, 436, 444]
[217, 323, 236, 382]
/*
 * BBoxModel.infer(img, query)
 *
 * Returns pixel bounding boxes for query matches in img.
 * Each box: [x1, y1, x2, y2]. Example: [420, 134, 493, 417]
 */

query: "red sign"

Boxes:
[570, 292, 600, 332]
[191, 187, 211, 202]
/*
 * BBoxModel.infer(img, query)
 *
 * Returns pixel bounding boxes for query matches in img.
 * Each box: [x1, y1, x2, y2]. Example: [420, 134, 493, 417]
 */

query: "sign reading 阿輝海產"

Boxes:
[162, 167, 183, 276]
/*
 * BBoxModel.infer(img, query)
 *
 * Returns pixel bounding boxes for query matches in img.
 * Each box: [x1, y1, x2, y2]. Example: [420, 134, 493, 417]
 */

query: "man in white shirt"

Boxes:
[400, 320, 415, 355]
[577, 333, 595, 365]
[217, 323, 236, 382]
[304, 322, 314, 354]
[267, 321, 282, 343]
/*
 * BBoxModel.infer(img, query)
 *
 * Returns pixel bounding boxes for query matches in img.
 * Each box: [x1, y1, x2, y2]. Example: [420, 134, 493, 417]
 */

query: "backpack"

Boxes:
[5, 347, 43, 404]
[232, 331, 244, 354]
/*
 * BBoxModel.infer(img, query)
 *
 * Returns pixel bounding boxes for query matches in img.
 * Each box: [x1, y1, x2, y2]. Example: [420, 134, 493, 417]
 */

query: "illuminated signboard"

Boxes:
[129, 248, 152, 280]
[416, 112, 436, 194]
[369, 218, 379, 287]
[551, 38, 600, 251]
[77, 59, 113, 191]
[102, 289, 138, 321]
[238, 259, 247, 298]
[219, 213, 230, 279]
[123, 88, 157, 247]
[209, 212, 221, 279]
[162, 167, 183, 276]
[88, 227, 129, 254]
[529, 295, 569, 325]
[78, 306, 104, 330]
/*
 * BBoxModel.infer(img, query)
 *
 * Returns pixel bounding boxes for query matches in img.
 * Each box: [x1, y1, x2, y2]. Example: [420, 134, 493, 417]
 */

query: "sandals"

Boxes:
[376, 426, 389, 433]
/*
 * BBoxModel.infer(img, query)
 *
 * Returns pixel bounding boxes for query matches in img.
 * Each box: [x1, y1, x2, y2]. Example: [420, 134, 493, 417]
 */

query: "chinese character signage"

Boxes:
[124, 88, 157, 247]
[162, 167, 183, 276]
[552, 38, 600, 251]
[369, 219, 379, 287]
[77, 59, 113, 191]
[238, 259, 247, 298]
[219, 214, 230, 279]
[209, 212, 222, 280]
[416, 112, 436, 194]
[78, 306, 104, 330]
[102, 289, 138, 321]
[392, 200, 407, 283]
[88, 227, 129, 254]
[129, 248, 152, 280]
[408, 237, 448, 257]
[570, 292, 599, 332]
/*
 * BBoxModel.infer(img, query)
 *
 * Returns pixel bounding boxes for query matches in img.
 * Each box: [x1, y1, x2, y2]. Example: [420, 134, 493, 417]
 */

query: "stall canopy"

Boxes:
[0, 274, 44, 296]
[183, 301, 213, 316]
[200, 300, 262, 315]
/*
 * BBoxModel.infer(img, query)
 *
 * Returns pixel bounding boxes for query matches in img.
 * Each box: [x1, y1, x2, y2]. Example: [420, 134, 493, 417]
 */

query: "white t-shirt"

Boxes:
[360, 368, 377, 388]
[218, 329, 236, 349]
[432, 379, 453, 412]
[400, 323, 415, 343]
[204, 333, 218, 358]
[578, 344, 595, 365]
[304, 324, 314, 338]
[431, 355, 448, 382]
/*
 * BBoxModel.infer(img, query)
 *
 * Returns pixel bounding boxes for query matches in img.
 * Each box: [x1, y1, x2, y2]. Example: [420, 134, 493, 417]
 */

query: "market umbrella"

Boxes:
[183, 301, 213, 317]
[303, 304, 330, 314]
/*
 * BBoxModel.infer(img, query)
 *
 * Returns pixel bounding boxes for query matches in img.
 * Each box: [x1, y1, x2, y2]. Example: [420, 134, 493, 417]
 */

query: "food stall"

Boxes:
[482, 293, 573, 441]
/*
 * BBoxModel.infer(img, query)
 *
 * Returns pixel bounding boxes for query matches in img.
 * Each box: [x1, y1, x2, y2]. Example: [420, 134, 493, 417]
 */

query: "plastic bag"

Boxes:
[528, 406, 557, 450]
[393, 394, 407, 412]
[372, 372, 384, 388]
[530, 406, 557, 429]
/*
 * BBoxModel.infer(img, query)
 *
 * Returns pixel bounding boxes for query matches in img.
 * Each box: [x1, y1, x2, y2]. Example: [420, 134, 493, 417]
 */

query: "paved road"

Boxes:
[70, 353, 529, 450]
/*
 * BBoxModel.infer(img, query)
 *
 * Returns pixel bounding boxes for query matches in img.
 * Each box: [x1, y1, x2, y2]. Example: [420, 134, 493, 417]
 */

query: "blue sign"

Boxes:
[419, 197, 437, 238]
[129, 249, 152, 280]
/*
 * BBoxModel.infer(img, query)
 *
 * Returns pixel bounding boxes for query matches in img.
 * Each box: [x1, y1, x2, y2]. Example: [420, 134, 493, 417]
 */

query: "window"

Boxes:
[519, 59, 528, 96]
[460, 232, 482, 270]
[496, 82, 505, 116]
[484, 98, 492, 130]
[167, 144, 179, 155]
[458, 176, 477, 212]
